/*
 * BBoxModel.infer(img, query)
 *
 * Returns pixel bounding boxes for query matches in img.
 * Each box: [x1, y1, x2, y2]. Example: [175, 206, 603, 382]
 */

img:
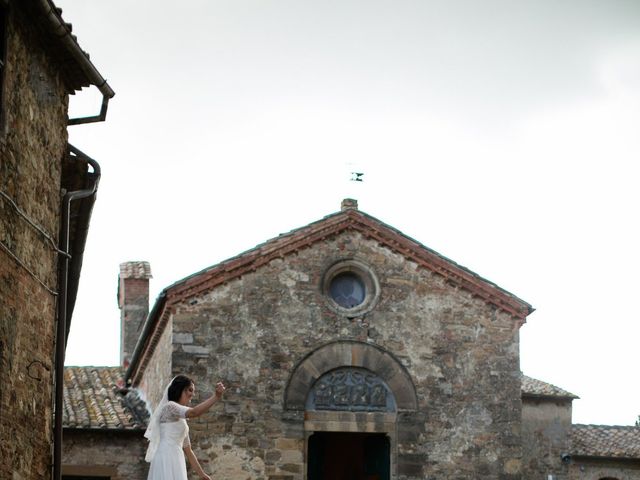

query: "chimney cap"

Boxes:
[119, 261, 152, 279]
[341, 198, 358, 211]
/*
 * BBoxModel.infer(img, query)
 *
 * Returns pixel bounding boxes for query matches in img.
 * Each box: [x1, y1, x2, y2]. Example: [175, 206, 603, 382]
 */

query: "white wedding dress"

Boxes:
[147, 401, 191, 480]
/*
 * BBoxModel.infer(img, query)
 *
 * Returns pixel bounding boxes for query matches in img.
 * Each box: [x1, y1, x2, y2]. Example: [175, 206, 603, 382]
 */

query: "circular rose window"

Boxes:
[322, 260, 379, 316]
[329, 272, 366, 308]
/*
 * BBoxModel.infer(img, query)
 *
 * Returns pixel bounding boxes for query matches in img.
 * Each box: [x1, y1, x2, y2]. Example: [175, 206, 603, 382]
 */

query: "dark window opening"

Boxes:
[308, 431, 390, 480]
[329, 272, 366, 309]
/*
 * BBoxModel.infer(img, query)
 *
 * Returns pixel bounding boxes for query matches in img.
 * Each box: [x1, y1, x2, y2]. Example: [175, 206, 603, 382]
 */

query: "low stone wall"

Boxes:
[570, 458, 640, 480]
[521, 398, 572, 479]
[63, 430, 148, 480]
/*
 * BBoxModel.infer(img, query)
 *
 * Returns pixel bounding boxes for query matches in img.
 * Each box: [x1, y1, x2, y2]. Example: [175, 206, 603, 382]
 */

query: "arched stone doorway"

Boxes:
[284, 341, 418, 480]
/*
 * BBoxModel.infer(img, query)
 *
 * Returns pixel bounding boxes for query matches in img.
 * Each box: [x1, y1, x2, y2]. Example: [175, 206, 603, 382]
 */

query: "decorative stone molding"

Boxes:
[284, 340, 418, 411]
[306, 367, 396, 412]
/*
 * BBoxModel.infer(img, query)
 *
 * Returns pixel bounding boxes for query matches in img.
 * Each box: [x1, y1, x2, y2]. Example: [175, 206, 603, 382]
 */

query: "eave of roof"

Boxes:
[521, 375, 579, 400]
[62, 147, 100, 341]
[22, 0, 114, 96]
[126, 206, 534, 386]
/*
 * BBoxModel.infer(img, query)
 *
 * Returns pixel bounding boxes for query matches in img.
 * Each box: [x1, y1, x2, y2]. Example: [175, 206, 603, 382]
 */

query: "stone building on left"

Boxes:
[0, 1, 114, 479]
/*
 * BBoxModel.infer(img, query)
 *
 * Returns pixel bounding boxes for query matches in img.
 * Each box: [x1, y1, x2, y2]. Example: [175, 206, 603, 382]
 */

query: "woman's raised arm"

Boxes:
[186, 382, 225, 418]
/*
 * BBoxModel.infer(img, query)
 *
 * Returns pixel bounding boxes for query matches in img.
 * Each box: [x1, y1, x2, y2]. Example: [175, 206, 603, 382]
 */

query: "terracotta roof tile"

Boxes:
[521, 375, 579, 399]
[119, 261, 152, 279]
[572, 424, 640, 459]
[63, 366, 148, 430]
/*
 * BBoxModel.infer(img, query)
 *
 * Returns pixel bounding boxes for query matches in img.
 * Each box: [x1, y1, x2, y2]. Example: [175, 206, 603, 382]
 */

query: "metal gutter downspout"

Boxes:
[53, 148, 101, 480]
[36, 0, 115, 124]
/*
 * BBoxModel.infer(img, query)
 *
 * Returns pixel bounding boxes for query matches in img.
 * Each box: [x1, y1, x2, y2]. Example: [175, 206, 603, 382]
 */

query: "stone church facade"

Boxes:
[63, 200, 640, 479]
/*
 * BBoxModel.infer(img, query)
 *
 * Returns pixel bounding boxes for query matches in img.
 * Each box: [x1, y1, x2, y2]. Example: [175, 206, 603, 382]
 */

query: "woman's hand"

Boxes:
[187, 381, 226, 418]
[184, 446, 211, 479]
[214, 381, 226, 399]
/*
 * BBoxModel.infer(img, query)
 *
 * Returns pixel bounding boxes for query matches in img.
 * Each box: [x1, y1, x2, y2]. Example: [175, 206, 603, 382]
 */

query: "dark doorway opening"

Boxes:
[308, 431, 390, 480]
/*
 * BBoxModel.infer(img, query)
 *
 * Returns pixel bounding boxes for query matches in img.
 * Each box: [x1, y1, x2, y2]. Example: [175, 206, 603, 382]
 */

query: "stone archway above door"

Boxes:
[284, 340, 418, 411]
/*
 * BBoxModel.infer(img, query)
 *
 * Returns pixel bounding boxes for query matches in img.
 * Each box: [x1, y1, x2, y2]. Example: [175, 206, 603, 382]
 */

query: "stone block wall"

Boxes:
[160, 230, 523, 479]
[63, 430, 148, 479]
[138, 316, 174, 409]
[0, 6, 69, 480]
[521, 398, 572, 479]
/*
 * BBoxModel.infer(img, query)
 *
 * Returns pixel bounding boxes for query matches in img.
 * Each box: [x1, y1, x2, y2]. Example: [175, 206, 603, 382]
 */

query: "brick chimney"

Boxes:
[118, 261, 152, 367]
[341, 198, 358, 211]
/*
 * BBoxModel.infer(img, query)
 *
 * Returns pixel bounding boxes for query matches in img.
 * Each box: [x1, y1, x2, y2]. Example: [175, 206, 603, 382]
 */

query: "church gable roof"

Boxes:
[126, 200, 533, 385]
[165, 202, 532, 318]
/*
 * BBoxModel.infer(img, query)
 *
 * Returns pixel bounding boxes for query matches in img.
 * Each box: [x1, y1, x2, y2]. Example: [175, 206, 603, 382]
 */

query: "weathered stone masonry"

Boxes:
[1, 3, 112, 478]
[0, 6, 69, 479]
[133, 218, 529, 480]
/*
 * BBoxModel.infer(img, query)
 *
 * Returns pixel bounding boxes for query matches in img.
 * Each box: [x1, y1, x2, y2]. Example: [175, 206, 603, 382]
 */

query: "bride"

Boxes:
[145, 375, 226, 480]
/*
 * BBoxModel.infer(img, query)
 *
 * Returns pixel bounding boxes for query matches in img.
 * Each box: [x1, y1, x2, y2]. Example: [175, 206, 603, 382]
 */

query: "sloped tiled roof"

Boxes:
[572, 424, 640, 459]
[521, 375, 579, 400]
[63, 366, 148, 430]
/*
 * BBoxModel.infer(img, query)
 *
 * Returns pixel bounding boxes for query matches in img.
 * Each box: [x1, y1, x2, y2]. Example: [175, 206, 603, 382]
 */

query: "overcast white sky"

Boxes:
[58, 0, 640, 426]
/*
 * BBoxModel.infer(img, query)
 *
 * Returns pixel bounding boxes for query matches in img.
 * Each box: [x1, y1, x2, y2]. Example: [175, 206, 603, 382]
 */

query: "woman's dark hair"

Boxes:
[167, 375, 194, 402]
